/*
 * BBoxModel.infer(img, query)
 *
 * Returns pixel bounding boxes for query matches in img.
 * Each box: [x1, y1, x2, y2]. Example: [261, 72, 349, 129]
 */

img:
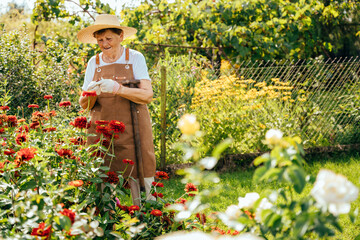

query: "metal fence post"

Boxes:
[160, 66, 167, 169]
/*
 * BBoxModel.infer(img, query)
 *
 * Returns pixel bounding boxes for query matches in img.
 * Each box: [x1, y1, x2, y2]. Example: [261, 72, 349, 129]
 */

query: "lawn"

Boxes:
[161, 151, 360, 239]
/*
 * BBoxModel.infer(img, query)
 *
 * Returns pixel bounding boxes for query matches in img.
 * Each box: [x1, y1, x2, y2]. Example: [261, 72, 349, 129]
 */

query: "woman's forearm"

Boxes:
[115, 79, 154, 104]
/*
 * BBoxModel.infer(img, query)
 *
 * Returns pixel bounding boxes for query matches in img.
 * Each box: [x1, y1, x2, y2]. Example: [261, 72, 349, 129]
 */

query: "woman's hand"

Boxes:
[98, 79, 122, 94]
[87, 81, 101, 95]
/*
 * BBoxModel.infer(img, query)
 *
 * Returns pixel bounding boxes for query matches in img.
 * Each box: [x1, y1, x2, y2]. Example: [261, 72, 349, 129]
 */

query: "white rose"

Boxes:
[178, 114, 200, 135]
[254, 198, 273, 222]
[265, 129, 283, 145]
[218, 205, 245, 231]
[238, 192, 260, 209]
[311, 169, 359, 215]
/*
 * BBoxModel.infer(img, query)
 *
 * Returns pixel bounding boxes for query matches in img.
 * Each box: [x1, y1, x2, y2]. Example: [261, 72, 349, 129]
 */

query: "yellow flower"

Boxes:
[178, 114, 200, 135]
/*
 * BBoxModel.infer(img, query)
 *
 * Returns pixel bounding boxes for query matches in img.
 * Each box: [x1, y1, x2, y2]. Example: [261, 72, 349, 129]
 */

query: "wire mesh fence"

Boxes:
[185, 56, 360, 154]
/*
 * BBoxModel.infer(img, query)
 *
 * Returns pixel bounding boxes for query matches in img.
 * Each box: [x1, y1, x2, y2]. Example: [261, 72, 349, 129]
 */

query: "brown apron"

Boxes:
[87, 48, 156, 178]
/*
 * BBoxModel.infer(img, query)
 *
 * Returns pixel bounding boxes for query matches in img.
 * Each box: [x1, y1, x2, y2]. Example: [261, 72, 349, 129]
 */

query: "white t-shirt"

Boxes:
[82, 48, 151, 91]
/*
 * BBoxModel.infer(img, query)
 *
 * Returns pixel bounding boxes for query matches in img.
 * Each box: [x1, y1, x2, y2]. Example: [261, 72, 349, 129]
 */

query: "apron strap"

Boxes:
[96, 53, 100, 65]
[95, 53, 101, 73]
[125, 48, 129, 61]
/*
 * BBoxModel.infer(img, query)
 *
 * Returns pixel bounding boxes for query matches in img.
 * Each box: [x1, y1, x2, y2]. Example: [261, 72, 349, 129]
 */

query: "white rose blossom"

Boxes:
[254, 198, 273, 222]
[218, 205, 245, 231]
[265, 129, 283, 145]
[311, 169, 359, 215]
[238, 192, 260, 209]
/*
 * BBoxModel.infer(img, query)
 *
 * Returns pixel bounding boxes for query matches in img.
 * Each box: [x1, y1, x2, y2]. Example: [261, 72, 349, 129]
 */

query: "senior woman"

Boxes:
[77, 14, 156, 206]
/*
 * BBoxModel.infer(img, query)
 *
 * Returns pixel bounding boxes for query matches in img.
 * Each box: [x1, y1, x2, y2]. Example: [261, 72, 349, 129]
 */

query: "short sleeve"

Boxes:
[132, 52, 151, 81]
[82, 56, 96, 91]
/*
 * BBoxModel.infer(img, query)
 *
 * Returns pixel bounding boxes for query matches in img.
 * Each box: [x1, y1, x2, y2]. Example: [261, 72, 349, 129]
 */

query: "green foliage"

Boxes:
[122, 0, 360, 62]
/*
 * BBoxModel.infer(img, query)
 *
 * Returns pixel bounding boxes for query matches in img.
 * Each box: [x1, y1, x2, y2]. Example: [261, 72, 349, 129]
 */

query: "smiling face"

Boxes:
[95, 29, 123, 57]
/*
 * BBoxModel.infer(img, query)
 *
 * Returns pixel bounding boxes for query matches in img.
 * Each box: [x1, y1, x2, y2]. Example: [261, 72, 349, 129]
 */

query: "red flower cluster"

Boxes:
[4, 149, 16, 156]
[71, 116, 90, 129]
[82, 91, 97, 97]
[68, 180, 84, 187]
[150, 209, 162, 217]
[43, 127, 57, 132]
[175, 198, 187, 205]
[17, 125, 29, 133]
[152, 182, 164, 187]
[184, 183, 198, 196]
[28, 104, 39, 108]
[0, 106, 9, 111]
[59, 101, 71, 107]
[60, 209, 76, 224]
[44, 95, 53, 99]
[104, 171, 119, 184]
[15, 133, 27, 145]
[152, 192, 164, 198]
[31, 222, 51, 237]
[155, 171, 169, 180]
[70, 137, 86, 145]
[29, 122, 40, 129]
[122, 159, 134, 165]
[56, 148, 73, 158]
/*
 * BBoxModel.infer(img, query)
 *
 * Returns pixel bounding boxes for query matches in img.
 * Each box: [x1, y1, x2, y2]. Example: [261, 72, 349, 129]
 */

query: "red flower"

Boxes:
[43, 127, 57, 132]
[56, 148, 73, 158]
[109, 120, 125, 133]
[31, 222, 51, 236]
[0, 106, 9, 111]
[4, 149, 16, 156]
[15, 147, 36, 166]
[185, 183, 198, 196]
[29, 122, 40, 129]
[0, 128, 4, 134]
[175, 198, 187, 205]
[16, 133, 27, 145]
[95, 120, 109, 125]
[71, 116, 89, 129]
[48, 110, 57, 117]
[104, 171, 119, 184]
[155, 171, 169, 180]
[122, 159, 134, 165]
[68, 180, 84, 187]
[70, 137, 86, 145]
[150, 209, 162, 217]
[96, 125, 109, 135]
[82, 91, 97, 97]
[128, 205, 140, 212]
[196, 213, 207, 224]
[60, 209, 76, 224]
[152, 192, 164, 198]
[17, 125, 29, 133]
[44, 95, 53, 99]
[7, 115, 17, 127]
[152, 182, 164, 187]
[59, 101, 71, 107]
[28, 104, 39, 108]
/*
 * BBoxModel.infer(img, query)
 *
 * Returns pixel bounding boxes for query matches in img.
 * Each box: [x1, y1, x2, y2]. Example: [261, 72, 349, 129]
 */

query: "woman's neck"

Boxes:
[102, 46, 124, 63]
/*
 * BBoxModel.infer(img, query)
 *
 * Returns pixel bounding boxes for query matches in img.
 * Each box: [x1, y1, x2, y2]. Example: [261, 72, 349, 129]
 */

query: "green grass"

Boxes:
[162, 152, 360, 239]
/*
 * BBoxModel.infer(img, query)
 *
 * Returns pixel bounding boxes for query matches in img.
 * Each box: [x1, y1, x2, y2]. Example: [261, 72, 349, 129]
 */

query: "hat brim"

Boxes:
[77, 24, 137, 44]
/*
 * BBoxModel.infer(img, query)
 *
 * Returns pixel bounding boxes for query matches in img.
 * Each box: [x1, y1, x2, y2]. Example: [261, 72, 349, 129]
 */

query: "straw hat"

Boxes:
[77, 14, 137, 44]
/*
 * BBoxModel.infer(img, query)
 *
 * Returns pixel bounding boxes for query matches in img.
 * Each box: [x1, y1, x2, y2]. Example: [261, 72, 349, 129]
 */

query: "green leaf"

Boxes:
[211, 138, 233, 159]
[253, 166, 267, 183]
[90, 178, 103, 183]
[286, 166, 306, 194]
[59, 215, 72, 231]
[20, 179, 37, 191]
